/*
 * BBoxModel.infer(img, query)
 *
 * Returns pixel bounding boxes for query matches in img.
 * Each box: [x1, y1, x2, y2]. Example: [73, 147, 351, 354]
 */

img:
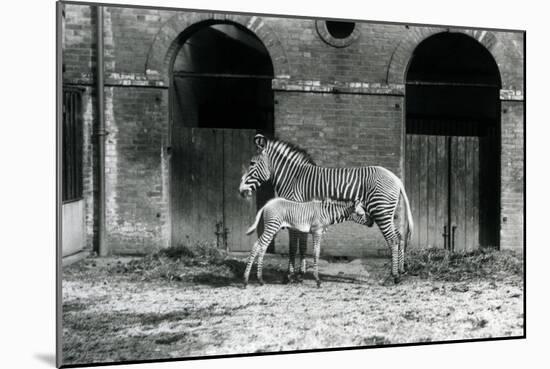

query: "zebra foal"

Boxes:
[243, 198, 367, 288]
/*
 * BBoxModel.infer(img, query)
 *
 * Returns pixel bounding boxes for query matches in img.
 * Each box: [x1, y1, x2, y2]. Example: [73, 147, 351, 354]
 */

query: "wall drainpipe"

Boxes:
[96, 5, 108, 256]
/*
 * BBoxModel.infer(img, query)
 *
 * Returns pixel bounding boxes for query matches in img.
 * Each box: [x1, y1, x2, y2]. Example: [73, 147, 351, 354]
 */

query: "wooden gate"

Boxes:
[406, 134, 498, 251]
[171, 128, 257, 252]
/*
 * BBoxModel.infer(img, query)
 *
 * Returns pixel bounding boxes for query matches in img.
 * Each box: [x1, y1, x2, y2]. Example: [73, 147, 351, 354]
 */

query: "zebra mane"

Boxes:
[268, 138, 316, 165]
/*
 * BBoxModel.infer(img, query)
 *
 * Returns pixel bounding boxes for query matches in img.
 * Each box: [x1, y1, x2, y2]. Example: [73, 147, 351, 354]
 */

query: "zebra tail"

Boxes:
[400, 184, 414, 244]
[246, 206, 265, 235]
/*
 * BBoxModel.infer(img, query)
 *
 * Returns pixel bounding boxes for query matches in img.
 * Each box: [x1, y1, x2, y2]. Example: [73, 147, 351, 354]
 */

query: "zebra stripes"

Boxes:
[243, 198, 366, 287]
[239, 134, 413, 283]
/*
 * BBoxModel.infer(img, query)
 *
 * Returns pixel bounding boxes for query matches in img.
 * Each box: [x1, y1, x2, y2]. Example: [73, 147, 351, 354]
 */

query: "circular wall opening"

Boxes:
[316, 19, 359, 48]
[325, 21, 355, 39]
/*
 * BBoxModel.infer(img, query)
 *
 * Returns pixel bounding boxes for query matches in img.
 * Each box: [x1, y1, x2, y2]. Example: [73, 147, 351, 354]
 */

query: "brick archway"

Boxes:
[145, 12, 290, 84]
[386, 27, 500, 86]
[403, 30, 503, 251]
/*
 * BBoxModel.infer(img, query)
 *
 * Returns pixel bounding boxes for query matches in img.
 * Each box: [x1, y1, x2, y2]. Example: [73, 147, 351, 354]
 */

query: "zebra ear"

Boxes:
[254, 134, 267, 151]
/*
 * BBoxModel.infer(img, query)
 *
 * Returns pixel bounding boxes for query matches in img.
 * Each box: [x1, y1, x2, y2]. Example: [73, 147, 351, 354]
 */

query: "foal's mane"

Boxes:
[268, 138, 316, 165]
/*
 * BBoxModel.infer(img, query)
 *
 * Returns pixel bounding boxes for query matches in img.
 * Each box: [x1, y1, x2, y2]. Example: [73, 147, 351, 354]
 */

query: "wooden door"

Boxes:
[171, 128, 224, 247]
[449, 137, 480, 251]
[406, 134, 484, 251]
[171, 128, 257, 251]
[406, 135, 448, 249]
[222, 129, 257, 252]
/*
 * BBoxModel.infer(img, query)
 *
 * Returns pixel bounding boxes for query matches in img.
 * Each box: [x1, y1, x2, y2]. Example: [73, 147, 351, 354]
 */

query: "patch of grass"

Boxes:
[159, 241, 227, 265]
[109, 242, 234, 283]
[406, 248, 523, 281]
[106, 246, 289, 286]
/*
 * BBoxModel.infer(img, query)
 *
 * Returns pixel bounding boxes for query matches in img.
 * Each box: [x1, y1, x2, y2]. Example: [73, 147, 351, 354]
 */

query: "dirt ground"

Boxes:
[61, 252, 524, 366]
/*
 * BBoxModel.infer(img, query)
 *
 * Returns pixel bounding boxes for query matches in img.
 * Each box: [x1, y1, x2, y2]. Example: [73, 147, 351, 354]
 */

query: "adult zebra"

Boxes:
[239, 134, 413, 283]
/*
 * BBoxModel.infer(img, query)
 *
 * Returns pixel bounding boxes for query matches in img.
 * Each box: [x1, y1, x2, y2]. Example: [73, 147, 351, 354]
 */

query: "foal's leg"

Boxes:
[256, 237, 274, 285]
[244, 240, 262, 287]
[255, 223, 279, 285]
[244, 224, 279, 286]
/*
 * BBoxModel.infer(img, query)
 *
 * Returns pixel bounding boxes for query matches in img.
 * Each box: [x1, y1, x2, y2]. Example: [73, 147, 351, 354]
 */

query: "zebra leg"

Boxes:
[256, 241, 272, 285]
[243, 240, 262, 287]
[285, 229, 299, 284]
[375, 213, 401, 284]
[398, 239, 406, 274]
[312, 232, 322, 288]
[297, 232, 308, 282]
[255, 228, 278, 286]
[395, 227, 407, 274]
[391, 241, 400, 284]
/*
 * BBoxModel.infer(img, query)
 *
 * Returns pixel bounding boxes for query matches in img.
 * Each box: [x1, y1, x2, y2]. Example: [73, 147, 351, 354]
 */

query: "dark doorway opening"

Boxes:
[170, 22, 275, 252]
[405, 32, 501, 251]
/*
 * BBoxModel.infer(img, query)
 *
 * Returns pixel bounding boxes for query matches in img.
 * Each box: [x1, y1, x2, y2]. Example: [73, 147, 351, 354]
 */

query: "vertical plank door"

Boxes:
[223, 129, 258, 252]
[449, 136, 480, 251]
[405, 134, 448, 249]
[171, 128, 224, 247]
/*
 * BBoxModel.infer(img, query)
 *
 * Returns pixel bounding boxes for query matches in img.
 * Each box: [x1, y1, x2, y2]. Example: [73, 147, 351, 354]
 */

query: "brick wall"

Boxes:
[491, 31, 525, 92]
[63, 5, 525, 90]
[62, 3, 524, 255]
[500, 101, 524, 251]
[63, 5, 96, 80]
[103, 87, 169, 254]
[64, 4, 172, 254]
[108, 7, 175, 74]
[264, 19, 404, 83]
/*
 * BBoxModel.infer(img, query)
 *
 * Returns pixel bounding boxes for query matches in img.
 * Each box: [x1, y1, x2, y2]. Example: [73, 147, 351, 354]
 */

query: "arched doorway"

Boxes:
[169, 22, 274, 251]
[405, 32, 501, 251]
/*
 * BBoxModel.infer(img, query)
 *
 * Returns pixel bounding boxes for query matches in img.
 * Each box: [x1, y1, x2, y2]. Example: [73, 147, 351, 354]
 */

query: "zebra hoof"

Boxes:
[381, 276, 395, 286]
[285, 274, 299, 284]
[316, 281, 321, 288]
[393, 276, 401, 284]
[283, 274, 296, 284]
[258, 279, 265, 286]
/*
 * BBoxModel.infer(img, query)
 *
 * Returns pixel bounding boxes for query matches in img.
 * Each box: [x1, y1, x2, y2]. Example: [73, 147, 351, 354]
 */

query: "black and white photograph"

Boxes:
[56, 0, 525, 367]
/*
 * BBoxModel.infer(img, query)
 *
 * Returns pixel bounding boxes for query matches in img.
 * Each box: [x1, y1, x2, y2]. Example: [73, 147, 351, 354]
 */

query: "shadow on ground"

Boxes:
[193, 258, 289, 287]
[194, 257, 383, 287]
